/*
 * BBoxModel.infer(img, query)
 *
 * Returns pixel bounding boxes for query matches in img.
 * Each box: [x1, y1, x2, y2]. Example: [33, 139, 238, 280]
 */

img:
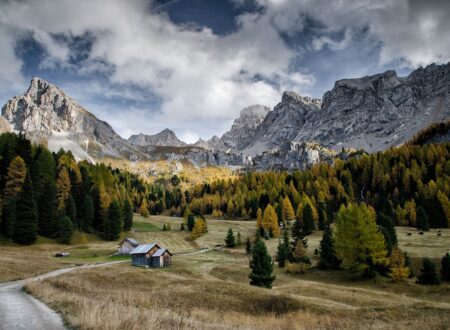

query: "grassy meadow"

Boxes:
[14, 215, 450, 329]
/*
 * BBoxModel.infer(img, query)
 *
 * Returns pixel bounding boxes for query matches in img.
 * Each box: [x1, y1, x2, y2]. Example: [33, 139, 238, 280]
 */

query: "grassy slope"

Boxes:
[22, 216, 450, 329]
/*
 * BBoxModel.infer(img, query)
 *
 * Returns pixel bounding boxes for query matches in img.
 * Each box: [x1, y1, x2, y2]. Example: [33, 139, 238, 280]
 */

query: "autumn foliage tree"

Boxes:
[334, 203, 388, 277]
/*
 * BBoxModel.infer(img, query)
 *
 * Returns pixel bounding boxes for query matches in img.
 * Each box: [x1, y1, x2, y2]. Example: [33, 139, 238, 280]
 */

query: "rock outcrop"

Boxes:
[128, 129, 187, 147]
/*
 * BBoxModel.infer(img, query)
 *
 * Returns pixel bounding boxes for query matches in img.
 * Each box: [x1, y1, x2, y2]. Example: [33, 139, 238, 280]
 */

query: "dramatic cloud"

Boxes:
[0, 0, 449, 141]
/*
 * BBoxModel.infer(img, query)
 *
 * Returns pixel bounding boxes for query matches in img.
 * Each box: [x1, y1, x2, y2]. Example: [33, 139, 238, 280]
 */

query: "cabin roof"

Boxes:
[130, 243, 159, 255]
[152, 248, 172, 257]
[122, 237, 140, 246]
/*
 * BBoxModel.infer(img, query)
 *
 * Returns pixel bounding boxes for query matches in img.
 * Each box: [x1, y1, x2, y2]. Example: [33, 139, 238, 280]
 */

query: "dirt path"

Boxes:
[0, 260, 128, 330]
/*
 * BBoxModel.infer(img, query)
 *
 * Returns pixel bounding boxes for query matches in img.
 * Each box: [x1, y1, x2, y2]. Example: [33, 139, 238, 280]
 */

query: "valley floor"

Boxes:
[2, 215, 450, 329]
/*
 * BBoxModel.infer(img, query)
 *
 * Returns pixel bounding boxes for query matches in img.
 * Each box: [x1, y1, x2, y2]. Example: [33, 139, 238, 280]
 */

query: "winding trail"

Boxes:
[0, 260, 128, 330]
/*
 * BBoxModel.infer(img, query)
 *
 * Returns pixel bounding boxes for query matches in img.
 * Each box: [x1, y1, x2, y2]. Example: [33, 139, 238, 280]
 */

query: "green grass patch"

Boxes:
[133, 221, 160, 232]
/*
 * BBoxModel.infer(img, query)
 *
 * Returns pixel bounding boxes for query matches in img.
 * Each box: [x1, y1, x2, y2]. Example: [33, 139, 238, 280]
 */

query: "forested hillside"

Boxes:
[0, 133, 140, 244]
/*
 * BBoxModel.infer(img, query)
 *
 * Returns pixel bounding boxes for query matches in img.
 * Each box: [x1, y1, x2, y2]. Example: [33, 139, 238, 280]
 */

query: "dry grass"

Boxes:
[26, 250, 450, 330]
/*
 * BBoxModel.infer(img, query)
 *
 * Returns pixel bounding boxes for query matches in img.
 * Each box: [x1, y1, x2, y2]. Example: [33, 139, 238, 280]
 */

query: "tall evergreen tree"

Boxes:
[187, 214, 195, 231]
[416, 207, 430, 231]
[56, 167, 71, 211]
[2, 198, 16, 238]
[319, 225, 340, 269]
[276, 227, 291, 267]
[104, 200, 123, 240]
[377, 213, 397, 254]
[13, 172, 38, 245]
[80, 195, 95, 232]
[123, 199, 133, 231]
[66, 194, 77, 227]
[302, 203, 315, 236]
[37, 177, 57, 238]
[245, 237, 252, 254]
[57, 215, 74, 244]
[249, 240, 275, 288]
[225, 228, 236, 247]
[417, 258, 441, 285]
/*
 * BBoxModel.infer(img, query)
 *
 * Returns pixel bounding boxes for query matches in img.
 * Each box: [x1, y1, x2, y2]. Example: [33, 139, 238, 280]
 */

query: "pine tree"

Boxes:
[441, 253, 450, 281]
[237, 232, 242, 246]
[416, 207, 430, 231]
[263, 204, 280, 237]
[319, 225, 340, 269]
[104, 200, 123, 240]
[388, 246, 410, 281]
[225, 228, 236, 247]
[245, 237, 252, 254]
[66, 194, 77, 227]
[13, 172, 38, 245]
[334, 203, 388, 277]
[377, 213, 397, 254]
[276, 227, 291, 267]
[37, 177, 57, 238]
[80, 195, 94, 232]
[187, 214, 195, 231]
[404, 251, 415, 278]
[163, 223, 167, 231]
[57, 215, 74, 244]
[302, 203, 315, 236]
[2, 198, 16, 238]
[123, 199, 133, 231]
[249, 239, 275, 288]
[417, 258, 441, 285]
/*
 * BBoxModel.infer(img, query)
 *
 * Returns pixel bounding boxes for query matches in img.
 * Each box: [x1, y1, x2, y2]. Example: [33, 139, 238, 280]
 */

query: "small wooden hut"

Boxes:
[130, 243, 172, 267]
[118, 237, 140, 255]
[151, 248, 173, 267]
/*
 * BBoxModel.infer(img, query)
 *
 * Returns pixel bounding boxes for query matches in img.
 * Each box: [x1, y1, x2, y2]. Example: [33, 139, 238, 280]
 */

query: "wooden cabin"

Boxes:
[130, 243, 172, 267]
[118, 237, 140, 255]
[151, 248, 172, 267]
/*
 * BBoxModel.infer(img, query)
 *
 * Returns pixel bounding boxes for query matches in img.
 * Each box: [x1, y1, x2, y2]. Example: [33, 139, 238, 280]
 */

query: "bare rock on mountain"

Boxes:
[221, 105, 270, 151]
[128, 129, 187, 147]
[0, 116, 11, 133]
[295, 63, 450, 152]
[1, 77, 145, 161]
[193, 135, 227, 151]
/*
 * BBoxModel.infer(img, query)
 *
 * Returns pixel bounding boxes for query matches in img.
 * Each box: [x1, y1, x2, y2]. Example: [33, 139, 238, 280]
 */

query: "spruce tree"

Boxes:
[417, 258, 441, 285]
[104, 200, 123, 240]
[441, 253, 450, 281]
[2, 198, 16, 238]
[237, 232, 242, 246]
[276, 227, 291, 267]
[416, 207, 430, 231]
[37, 177, 57, 238]
[123, 199, 133, 231]
[319, 225, 340, 269]
[13, 172, 38, 245]
[225, 228, 236, 247]
[66, 194, 77, 227]
[377, 213, 397, 254]
[187, 214, 195, 231]
[249, 239, 275, 288]
[80, 195, 94, 232]
[57, 215, 74, 244]
[245, 237, 252, 254]
[302, 203, 315, 236]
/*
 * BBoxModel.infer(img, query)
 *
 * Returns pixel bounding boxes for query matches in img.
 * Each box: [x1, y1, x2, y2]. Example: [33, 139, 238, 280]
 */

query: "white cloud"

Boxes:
[0, 0, 449, 141]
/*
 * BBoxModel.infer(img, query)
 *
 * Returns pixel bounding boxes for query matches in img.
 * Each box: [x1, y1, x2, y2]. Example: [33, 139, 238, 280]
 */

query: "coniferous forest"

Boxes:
[1, 129, 450, 246]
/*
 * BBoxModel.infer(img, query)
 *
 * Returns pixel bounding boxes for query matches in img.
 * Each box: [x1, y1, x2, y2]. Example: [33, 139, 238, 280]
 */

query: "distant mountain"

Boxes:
[128, 129, 187, 147]
[1, 62, 449, 169]
[1, 77, 146, 161]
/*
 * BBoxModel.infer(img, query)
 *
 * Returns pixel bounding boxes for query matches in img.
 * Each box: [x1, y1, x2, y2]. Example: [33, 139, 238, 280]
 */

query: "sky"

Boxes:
[0, 0, 449, 143]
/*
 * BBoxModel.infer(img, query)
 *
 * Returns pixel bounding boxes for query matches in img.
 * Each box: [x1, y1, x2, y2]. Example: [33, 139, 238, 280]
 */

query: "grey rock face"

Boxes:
[1, 77, 146, 161]
[221, 104, 270, 151]
[128, 129, 187, 147]
[295, 63, 450, 152]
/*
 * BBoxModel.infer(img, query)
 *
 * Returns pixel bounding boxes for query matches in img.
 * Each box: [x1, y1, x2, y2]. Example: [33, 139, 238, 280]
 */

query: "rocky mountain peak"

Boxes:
[281, 91, 321, 107]
[128, 128, 186, 147]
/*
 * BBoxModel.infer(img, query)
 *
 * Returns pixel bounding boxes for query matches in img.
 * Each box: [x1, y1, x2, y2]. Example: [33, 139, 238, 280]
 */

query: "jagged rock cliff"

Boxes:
[128, 129, 187, 147]
[1, 77, 146, 161]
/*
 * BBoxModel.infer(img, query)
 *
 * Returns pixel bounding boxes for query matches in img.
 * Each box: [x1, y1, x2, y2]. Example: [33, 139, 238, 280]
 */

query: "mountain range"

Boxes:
[1, 62, 449, 169]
